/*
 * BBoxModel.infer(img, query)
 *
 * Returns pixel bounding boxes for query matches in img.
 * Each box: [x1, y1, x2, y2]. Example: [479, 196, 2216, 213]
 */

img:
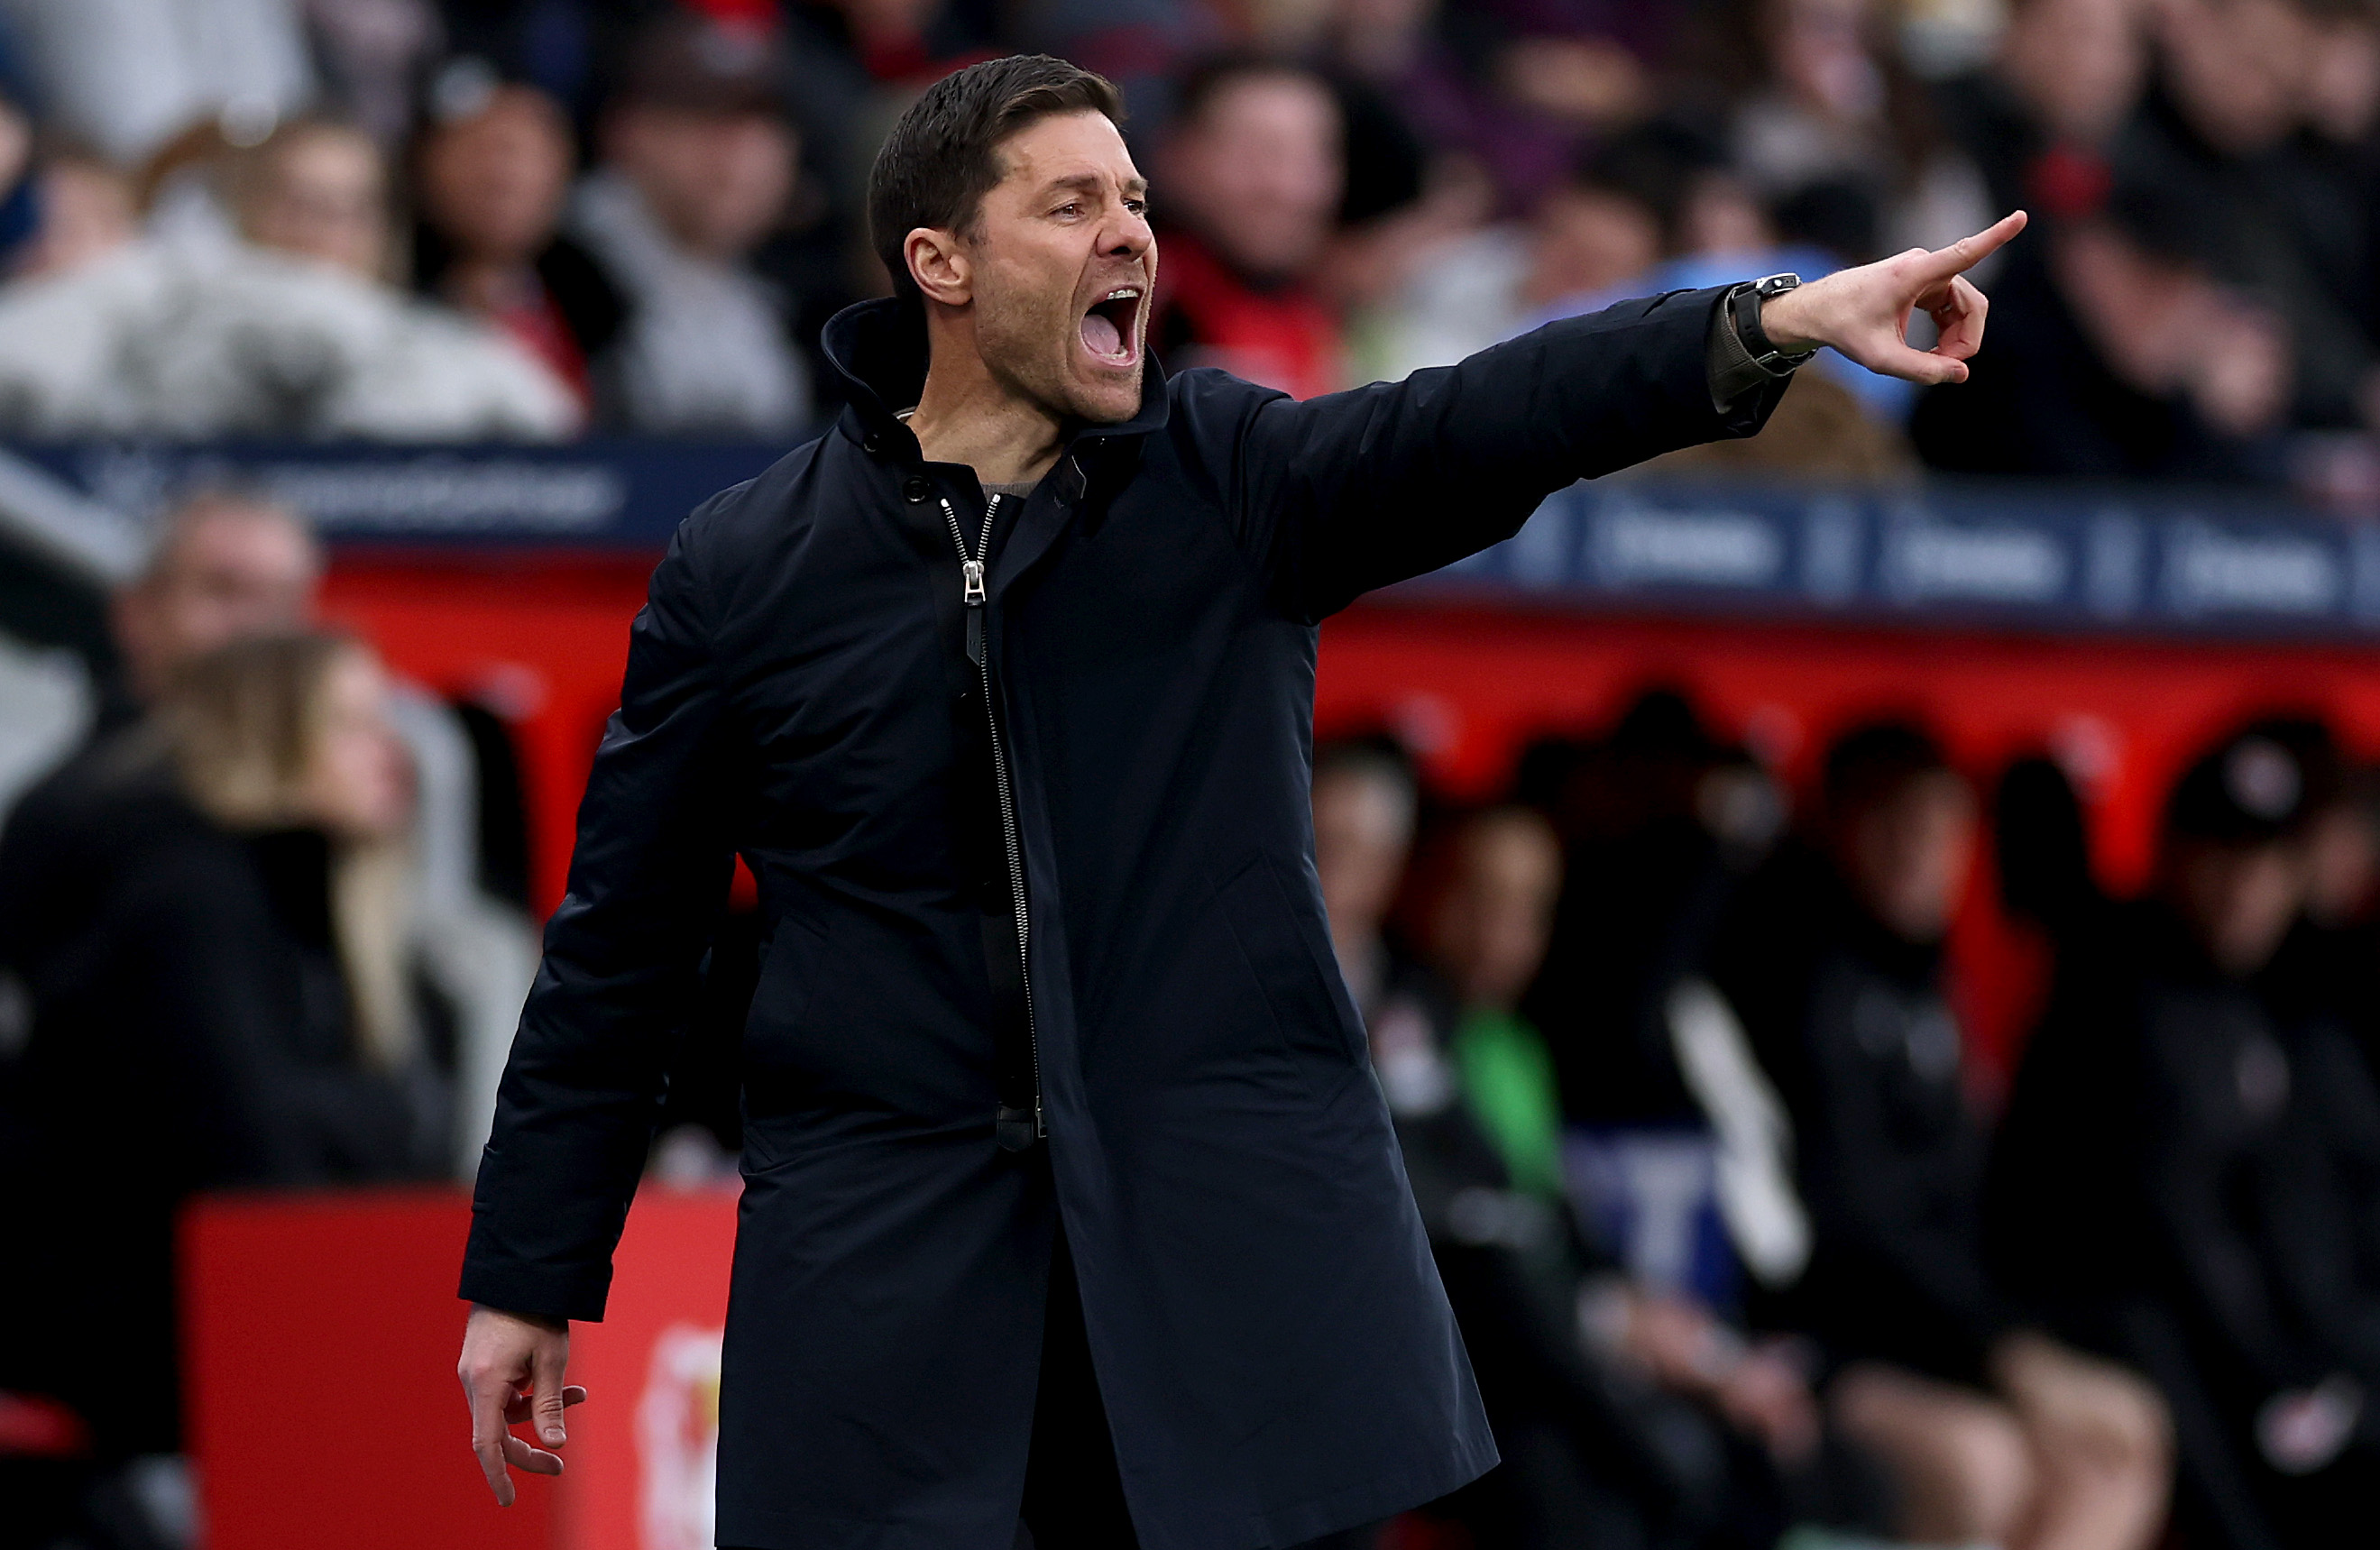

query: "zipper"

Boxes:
[939, 492, 1043, 1144]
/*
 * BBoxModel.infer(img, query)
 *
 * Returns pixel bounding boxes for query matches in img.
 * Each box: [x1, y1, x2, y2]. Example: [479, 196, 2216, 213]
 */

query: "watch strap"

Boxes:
[1730, 280, 1817, 375]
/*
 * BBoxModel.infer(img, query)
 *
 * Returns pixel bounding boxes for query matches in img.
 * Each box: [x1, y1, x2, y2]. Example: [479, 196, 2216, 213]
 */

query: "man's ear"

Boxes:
[905, 226, 972, 307]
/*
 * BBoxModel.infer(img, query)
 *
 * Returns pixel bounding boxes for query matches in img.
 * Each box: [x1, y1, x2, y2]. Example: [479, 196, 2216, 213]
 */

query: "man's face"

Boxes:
[1527, 186, 1659, 307]
[953, 111, 1156, 426]
[115, 506, 321, 696]
[1313, 766, 1416, 941]
[610, 105, 796, 261]
[1429, 815, 1562, 1013]
[245, 129, 389, 280]
[421, 88, 574, 263]
[1842, 771, 1978, 945]
[2172, 839, 2307, 977]
[1162, 74, 1341, 281]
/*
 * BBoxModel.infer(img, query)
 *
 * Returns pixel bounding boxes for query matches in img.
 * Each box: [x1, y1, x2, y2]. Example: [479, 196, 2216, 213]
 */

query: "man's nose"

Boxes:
[1104, 206, 1153, 261]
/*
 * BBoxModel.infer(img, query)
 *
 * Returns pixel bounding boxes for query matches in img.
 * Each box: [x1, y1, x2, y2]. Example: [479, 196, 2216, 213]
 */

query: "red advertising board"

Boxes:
[183, 1184, 736, 1550]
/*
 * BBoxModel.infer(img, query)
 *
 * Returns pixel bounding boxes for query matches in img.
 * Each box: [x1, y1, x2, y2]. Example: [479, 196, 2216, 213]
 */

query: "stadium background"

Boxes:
[0, 0, 2376, 1546]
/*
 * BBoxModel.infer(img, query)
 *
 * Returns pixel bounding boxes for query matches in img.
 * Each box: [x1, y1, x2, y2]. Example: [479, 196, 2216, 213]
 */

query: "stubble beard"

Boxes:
[976, 282, 1142, 428]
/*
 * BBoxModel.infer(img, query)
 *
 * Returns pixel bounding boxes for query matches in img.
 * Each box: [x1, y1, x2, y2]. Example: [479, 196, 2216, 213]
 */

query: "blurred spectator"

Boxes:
[1407, 0, 1667, 213]
[2112, 0, 2380, 431]
[1706, 0, 1993, 261]
[9, 151, 138, 278]
[1364, 139, 1659, 381]
[231, 116, 394, 278]
[1498, 122, 1922, 428]
[0, 0, 313, 164]
[412, 62, 624, 414]
[1524, 690, 1778, 1128]
[1377, 803, 1879, 1548]
[434, 0, 625, 127]
[2256, 718, 2380, 1083]
[1312, 737, 1423, 1019]
[1150, 57, 1348, 398]
[0, 632, 439, 1545]
[0, 42, 33, 271]
[1995, 752, 2104, 945]
[1931, 0, 2149, 229]
[0, 116, 580, 438]
[304, 0, 445, 148]
[2274, 0, 2380, 418]
[1709, 720, 2172, 1550]
[1909, 180, 2292, 478]
[786, 0, 1002, 87]
[118, 491, 321, 695]
[566, 8, 813, 437]
[5, 491, 536, 1182]
[1991, 720, 2380, 1546]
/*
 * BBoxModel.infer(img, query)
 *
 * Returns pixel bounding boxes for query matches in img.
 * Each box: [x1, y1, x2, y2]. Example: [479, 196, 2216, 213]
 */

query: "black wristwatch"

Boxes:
[1728, 273, 1818, 375]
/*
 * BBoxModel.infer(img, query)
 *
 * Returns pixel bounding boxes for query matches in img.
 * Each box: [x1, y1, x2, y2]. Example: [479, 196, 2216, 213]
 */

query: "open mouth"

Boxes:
[1080, 286, 1143, 367]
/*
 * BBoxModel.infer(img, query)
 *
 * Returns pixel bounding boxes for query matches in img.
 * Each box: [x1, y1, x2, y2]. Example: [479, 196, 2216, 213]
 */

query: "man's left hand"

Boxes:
[1760, 211, 2028, 386]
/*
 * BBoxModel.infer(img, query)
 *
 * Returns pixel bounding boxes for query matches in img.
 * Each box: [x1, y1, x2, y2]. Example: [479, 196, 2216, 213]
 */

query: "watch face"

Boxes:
[1756, 272, 1800, 298]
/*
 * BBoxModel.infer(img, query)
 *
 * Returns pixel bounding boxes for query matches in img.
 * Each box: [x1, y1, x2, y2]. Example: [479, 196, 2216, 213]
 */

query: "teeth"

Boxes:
[1103, 289, 1140, 301]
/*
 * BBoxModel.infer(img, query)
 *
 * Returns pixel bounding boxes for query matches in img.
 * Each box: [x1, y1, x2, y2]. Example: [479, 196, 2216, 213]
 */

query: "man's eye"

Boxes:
[1055, 202, 1081, 217]
[1126, 199, 1148, 216]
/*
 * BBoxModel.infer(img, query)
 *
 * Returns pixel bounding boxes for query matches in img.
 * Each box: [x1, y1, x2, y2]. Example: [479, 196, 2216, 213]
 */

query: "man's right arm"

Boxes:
[458, 516, 740, 1323]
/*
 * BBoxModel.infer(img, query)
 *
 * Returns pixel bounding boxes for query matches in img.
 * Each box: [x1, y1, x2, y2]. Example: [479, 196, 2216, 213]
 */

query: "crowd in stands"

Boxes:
[5, 491, 2375, 1550]
[0, 0, 2367, 484]
[1312, 691, 2380, 1548]
[3, 2, 2380, 1549]
[0, 489, 538, 1550]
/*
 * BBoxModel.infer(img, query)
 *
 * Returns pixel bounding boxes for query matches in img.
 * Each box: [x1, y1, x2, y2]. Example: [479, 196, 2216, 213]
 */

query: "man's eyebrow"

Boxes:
[1038, 172, 1149, 200]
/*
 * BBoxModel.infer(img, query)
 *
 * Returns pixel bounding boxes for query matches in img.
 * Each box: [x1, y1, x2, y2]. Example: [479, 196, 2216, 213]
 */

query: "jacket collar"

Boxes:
[821, 297, 1172, 463]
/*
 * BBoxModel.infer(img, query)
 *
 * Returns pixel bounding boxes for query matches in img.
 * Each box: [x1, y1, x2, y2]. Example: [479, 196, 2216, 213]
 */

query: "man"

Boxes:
[1387, 804, 1848, 1549]
[1149, 57, 1351, 399]
[412, 68, 627, 417]
[5, 490, 533, 1177]
[568, 10, 811, 437]
[1991, 725, 2380, 1547]
[456, 53, 2021, 1550]
[1707, 723, 2170, 1550]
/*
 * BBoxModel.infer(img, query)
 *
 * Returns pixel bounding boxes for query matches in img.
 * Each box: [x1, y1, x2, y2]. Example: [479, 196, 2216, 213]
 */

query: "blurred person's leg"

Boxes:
[1992, 1334, 2170, 1550]
[1446, 1416, 1659, 1550]
[2108, 1302, 2283, 1550]
[1830, 1362, 2033, 1547]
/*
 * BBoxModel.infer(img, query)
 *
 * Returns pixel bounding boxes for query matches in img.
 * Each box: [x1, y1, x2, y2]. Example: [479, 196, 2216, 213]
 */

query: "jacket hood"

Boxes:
[820, 297, 1171, 460]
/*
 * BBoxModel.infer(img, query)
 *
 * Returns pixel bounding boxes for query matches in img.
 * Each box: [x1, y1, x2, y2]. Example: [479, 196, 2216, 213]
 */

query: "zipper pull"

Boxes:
[962, 558, 986, 605]
[966, 606, 984, 666]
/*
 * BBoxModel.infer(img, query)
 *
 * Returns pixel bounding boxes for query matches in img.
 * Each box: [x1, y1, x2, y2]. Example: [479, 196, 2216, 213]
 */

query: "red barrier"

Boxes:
[182, 1185, 736, 1550]
[322, 552, 2380, 1071]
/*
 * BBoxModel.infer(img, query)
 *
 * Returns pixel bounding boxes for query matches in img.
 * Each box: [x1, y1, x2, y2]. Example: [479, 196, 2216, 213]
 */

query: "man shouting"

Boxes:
[458, 53, 2023, 1550]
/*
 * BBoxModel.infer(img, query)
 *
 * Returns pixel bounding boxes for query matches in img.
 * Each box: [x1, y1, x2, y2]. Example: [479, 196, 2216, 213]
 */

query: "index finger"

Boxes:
[1914, 210, 2027, 283]
[469, 1379, 519, 1506]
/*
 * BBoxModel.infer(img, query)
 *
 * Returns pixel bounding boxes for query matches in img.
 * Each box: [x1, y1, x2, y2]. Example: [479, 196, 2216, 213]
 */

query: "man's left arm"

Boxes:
[1236, 213, 2026, 621]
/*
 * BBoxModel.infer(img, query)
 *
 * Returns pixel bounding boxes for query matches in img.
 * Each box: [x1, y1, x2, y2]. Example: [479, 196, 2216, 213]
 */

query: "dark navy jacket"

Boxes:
[460, 288, 1782, 1550]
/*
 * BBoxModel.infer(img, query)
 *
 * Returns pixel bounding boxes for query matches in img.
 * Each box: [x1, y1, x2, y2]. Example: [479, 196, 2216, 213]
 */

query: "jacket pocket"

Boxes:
[1216, 852, 1369, 1081]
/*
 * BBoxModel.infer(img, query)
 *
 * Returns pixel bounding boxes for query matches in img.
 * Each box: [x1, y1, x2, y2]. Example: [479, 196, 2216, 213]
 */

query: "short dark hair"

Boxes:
[867, 54, 1125, 300]
[1822, 720, 1953, 818]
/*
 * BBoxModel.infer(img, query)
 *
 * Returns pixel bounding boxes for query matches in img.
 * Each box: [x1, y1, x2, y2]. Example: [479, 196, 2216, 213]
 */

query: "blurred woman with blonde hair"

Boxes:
[0, 628, 446, 1479]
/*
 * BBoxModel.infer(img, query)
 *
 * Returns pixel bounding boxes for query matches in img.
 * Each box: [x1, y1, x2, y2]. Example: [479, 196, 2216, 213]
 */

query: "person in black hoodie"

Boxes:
[1991, 722, 2380, 1549]
[1711, 720, 2170, 1550]
[0, 632, 440, 1545]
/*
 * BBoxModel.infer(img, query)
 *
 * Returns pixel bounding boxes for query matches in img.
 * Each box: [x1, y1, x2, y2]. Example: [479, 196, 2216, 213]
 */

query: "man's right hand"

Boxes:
[459, 1303, 585, 1505]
